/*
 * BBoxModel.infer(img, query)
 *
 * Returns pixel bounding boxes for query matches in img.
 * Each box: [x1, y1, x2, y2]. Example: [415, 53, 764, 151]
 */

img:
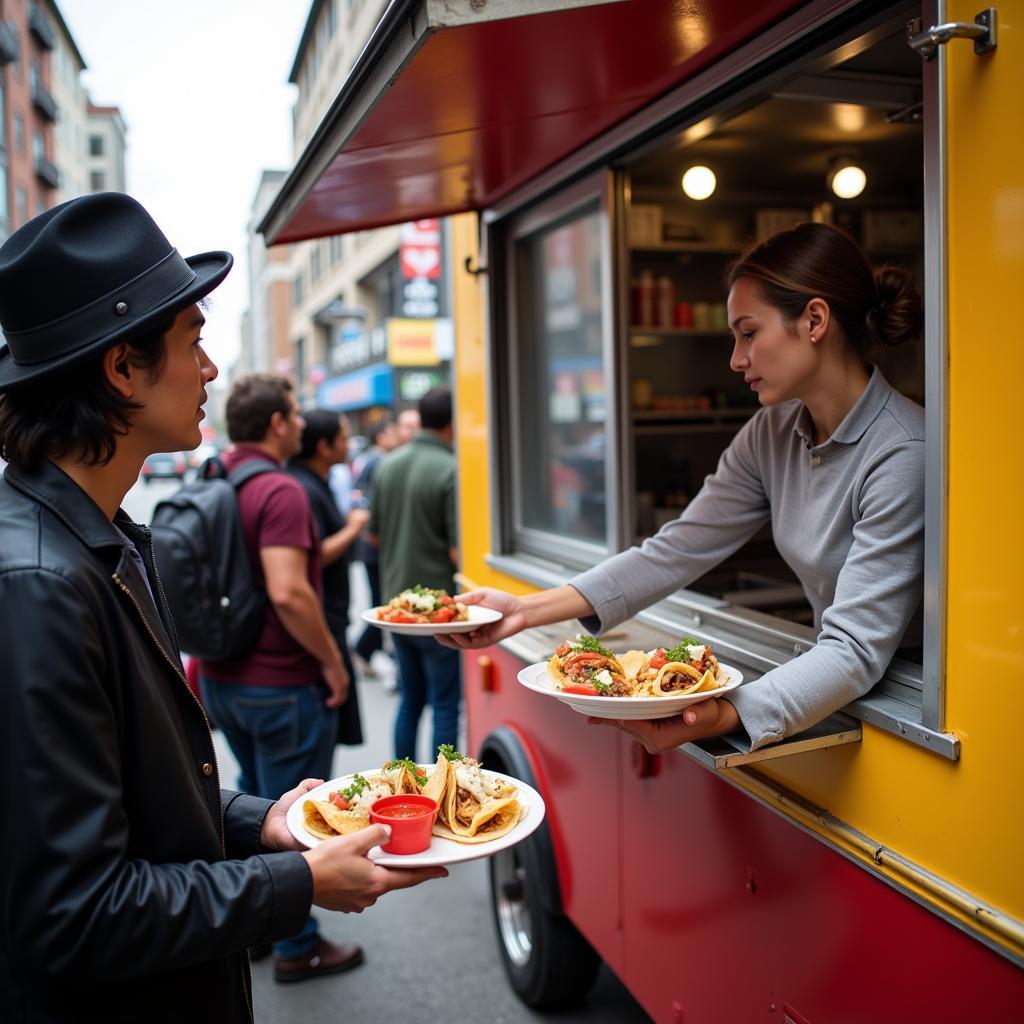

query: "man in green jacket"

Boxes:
[369, 387, 460, 760]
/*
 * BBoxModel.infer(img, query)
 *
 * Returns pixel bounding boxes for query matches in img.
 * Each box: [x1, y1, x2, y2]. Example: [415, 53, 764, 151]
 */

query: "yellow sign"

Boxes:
[387, 318, 438, 366]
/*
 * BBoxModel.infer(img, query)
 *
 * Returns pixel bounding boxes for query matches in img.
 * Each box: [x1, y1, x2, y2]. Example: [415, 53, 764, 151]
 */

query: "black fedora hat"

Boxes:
[0, 192, 232, 391]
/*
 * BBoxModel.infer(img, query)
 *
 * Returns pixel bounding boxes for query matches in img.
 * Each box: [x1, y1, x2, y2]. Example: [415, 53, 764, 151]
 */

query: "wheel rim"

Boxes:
[493, 845, 533, 968]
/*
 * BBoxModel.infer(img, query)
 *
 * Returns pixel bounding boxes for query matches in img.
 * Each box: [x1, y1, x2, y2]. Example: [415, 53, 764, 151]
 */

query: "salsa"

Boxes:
[373, 801, 434, 819]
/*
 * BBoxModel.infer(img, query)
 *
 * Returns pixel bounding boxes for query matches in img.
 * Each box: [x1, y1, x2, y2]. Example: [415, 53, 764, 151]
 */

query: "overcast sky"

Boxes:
[59, 0, 310, 375]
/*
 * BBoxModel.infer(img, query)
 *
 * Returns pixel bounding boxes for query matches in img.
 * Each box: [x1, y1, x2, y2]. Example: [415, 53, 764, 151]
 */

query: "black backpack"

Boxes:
[150, 458, 278, 662]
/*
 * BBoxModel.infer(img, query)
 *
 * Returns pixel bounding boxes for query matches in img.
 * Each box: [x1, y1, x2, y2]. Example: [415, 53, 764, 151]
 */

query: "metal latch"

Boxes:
[907, 8, 997, 60]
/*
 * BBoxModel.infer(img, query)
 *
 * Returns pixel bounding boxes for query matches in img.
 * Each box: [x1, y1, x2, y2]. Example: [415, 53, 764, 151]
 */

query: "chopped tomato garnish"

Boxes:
[439, 595, 454, 605]
[562, 684, 602, 696]
[429, 606, 457, 623]
[649, 650, 667, 670]
[330, 792, 350, 810]
[381, 610, 419, 623]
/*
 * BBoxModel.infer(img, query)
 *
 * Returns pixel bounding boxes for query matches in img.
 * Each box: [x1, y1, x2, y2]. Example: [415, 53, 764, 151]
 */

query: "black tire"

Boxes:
[488, 801, 600, 1008]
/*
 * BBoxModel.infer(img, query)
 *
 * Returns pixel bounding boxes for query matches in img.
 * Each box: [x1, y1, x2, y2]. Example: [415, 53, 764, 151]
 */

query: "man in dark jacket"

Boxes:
[0, 193, 445, 1023]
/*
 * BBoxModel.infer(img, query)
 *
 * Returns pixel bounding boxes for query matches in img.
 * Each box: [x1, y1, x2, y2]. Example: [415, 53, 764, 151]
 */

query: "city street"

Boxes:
[125, 475, 651, 1024]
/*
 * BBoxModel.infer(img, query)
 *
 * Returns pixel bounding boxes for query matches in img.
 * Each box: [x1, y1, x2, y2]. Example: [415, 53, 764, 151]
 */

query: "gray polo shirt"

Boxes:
[570, 367, 925, 750]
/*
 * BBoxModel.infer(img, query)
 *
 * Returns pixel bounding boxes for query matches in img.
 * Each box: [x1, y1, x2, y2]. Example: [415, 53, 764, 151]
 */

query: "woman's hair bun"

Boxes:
[870, 265, 923, 347]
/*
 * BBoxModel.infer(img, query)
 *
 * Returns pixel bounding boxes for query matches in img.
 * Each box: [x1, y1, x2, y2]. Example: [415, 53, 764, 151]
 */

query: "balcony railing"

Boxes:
[35, 156, 59, 189]
[0, 21, 19, 65]
[31, 85, 57, 122]
[28, 4, 55, 49]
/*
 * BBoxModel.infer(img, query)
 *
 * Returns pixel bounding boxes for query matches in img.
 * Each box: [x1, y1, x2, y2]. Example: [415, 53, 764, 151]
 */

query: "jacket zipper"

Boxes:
[114, 572, 254, 1022]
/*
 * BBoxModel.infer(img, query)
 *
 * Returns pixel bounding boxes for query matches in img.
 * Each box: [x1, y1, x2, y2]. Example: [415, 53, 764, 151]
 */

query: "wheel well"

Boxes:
[479, 724, 564, 916]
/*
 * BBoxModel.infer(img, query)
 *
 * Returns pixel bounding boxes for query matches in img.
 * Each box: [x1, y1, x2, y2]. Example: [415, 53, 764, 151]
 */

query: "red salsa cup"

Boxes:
[369, 794, 438, 854]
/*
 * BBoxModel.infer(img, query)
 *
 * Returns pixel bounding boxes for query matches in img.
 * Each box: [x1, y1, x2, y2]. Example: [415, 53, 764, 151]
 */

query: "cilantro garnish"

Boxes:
[571, 634, 615, 658]
[438, 743, 463, 761]
[663, 637, 704, 662]
[339, 773, 369, 801]
[589, 675, 612, 695]
[384, 757, 428, 784]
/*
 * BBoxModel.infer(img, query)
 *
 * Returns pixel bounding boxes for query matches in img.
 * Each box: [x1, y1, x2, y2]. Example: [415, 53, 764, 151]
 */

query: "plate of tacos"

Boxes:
[286, 746, 546, 866]
[361, 585, 503, 636]
[516, 634, 743, 719]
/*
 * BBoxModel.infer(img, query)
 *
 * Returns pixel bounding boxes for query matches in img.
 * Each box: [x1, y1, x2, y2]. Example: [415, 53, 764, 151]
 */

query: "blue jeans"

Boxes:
[391, 635, 462, 762]
[200, 678, 336, 958]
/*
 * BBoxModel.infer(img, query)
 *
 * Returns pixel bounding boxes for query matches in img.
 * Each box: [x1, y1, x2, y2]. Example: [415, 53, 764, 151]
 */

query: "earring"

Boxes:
[809, 333, 816, 343]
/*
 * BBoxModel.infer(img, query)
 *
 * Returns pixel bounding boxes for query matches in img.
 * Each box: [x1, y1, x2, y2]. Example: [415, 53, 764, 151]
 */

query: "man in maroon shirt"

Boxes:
[199, 374, 359, 983]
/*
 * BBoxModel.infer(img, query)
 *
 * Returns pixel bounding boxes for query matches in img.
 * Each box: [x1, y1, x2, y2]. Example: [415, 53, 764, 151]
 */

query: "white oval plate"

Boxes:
[286, 766, 546, 867]
[516, 661, 743, 720]
[360, 604, 503, 636]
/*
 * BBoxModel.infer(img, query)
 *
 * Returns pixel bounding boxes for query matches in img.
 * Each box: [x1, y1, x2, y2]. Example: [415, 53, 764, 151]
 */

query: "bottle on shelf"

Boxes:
[632, 270, 656, 327]
[657, 276, 675, 327]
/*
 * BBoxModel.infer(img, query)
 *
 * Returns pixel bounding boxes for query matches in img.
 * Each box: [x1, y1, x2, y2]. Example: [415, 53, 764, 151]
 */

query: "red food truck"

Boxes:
[262, 2, 1024, 1020]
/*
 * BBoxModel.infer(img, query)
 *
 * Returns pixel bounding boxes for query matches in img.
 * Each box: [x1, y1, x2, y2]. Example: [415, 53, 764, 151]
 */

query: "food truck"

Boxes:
[262, 1, 1024, 1019]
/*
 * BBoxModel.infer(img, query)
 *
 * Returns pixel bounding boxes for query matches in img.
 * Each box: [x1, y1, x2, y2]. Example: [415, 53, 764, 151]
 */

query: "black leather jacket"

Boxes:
[0, 461, 312, 1022]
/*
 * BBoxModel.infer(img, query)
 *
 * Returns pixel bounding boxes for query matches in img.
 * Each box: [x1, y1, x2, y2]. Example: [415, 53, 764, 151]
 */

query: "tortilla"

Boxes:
[693, 668, 720, 693]
[302, 799, 372, 840]
[651, 661, 703, 696]
[420, 753, 449, 805]
[432, 757, 521, 844]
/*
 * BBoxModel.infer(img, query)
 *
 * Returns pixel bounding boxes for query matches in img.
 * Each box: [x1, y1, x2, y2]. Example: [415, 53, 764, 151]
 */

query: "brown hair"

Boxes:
[225, 373, 294, 443]
[725, 222, 923, 356]
[0, 321, 171, 468]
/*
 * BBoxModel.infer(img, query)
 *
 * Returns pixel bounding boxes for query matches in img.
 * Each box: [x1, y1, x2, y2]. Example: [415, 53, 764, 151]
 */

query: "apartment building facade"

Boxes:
[85, 102, 126, 193]
[263, 0, 451, 433]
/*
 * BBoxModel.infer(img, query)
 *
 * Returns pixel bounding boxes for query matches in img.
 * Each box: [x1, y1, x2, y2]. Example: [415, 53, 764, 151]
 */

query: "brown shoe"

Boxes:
[273, 937, 364, 984]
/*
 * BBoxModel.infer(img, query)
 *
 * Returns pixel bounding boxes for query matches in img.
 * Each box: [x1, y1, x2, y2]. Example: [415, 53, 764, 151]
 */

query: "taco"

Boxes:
[650, 661, 703, 695]
[547, 635, 629, 695]
[381, 757, 430, 794]
[428, 745, 521, 844]
[301, 772, 396, 840]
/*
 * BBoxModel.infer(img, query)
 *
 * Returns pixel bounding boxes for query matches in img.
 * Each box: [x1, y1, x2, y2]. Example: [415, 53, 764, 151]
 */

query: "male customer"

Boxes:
[351, 415, 400, 674]
[289, 409, 369, 745]
[199, 374, 362, 982]
[0, 194, 444, 1022]
[369, 387, 460, 760]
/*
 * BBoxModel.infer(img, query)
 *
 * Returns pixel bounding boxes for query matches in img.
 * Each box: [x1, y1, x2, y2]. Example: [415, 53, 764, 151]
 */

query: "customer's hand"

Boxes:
[347, 507, 370, 532]
[261, 778, 325, 851]
[435, 588, 527, 649]
[322, 660, 350, 707]
[304, 826, 449, 912]
[588, 697, 741, 753]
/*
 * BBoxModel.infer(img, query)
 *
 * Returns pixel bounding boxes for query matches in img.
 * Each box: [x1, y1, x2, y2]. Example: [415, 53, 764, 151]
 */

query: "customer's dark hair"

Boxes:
[725, 222, 923, 355]
[418, 387, 452, 431]
[0, 319, 171, 468]
[366, 415, 394, 443]
[296, 408, 344, 461]
[226, 374, 293, 443]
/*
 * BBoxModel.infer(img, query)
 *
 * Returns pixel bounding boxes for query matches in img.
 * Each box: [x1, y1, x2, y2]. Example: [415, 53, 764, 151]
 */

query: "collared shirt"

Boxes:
[369, 431, 457, 601]
[570, 367, 925, 750]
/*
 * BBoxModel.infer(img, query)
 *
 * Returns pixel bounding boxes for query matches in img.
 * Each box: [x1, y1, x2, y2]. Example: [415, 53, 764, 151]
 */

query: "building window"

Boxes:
[0, 164, 9, 223]
[90, 170, 105, 191]
[292, 272, 304, 308]
[15, 186, 27, 227]
[14, 113, 24, 153]
[33, 131, 43, 163]
[310, 243, 321, 283]
[329, 234, 343, 264]
[89, 134, 103, 157]
[30, 60, 40, 93]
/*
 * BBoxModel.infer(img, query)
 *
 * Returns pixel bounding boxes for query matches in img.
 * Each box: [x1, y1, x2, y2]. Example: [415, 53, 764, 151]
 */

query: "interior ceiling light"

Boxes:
[681, 165, 716, 200]
[827, 155, 866, 199]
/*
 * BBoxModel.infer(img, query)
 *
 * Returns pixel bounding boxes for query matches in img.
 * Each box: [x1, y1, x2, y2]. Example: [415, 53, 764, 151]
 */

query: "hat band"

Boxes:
[3, 249, 197, 366]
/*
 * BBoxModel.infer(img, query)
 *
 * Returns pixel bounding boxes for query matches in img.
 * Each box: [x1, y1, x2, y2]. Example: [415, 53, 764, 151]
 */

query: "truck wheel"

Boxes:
[489, 830, 600, 1008]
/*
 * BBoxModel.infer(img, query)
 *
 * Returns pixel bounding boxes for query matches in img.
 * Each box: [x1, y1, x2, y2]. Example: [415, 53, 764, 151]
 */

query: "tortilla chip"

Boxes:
[620, 649, 648, 682]
[651, 661, 702, 696]
[302, 799, 371, 840]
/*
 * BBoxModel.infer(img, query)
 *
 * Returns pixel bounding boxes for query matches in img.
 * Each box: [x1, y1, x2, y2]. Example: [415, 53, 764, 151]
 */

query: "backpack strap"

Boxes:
[226, 460, 281, 489]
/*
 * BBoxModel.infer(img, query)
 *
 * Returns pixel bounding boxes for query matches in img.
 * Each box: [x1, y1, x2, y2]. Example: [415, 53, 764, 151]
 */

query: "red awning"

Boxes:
[261, 0, 802, 244]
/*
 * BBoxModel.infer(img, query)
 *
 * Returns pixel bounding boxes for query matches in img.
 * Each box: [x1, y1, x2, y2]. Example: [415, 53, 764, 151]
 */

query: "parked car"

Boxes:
[140, 451, 187, 483]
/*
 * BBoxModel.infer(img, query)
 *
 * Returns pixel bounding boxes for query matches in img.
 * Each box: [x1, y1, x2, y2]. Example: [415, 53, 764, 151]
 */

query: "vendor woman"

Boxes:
[442, 222, 924, 753]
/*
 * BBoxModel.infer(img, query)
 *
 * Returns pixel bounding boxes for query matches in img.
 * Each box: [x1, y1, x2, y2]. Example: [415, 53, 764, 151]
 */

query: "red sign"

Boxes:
[401, 219, 441, 280]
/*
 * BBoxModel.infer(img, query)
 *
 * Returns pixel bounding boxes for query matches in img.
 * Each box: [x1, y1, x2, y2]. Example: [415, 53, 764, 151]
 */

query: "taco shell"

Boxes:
[694, 668, 720, 693]
[651, 661, 703, 696]
[302, 799, 371, 840]
[420, 753, 450, 805]
[546, 653, 566, 687]
[437, 760, 522, 844]
[432, 802, 524, 844]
